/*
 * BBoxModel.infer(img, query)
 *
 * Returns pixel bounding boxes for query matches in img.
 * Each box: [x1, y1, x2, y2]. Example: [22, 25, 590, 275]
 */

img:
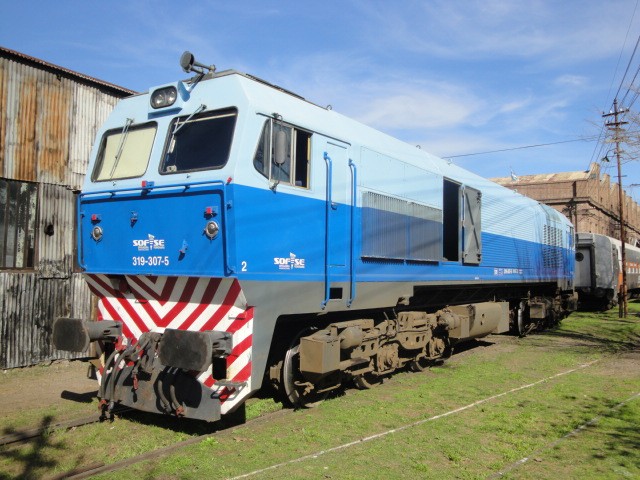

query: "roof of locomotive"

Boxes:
[91, 68, 573, 232]
[195, 69, 309, 102]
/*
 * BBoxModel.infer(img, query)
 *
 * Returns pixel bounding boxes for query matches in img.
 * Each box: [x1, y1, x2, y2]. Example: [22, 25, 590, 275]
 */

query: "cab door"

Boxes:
[322, 140, 350, 307]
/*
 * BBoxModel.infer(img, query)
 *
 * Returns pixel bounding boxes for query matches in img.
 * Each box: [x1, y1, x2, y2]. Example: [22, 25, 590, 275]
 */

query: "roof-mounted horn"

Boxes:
[180, 51, 216, 75]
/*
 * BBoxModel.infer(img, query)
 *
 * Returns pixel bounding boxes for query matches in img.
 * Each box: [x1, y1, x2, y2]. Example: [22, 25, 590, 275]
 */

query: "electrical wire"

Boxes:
[444, 136, 599, 159]
[589, 0, 640, 181]
[615, 33, 640, 103]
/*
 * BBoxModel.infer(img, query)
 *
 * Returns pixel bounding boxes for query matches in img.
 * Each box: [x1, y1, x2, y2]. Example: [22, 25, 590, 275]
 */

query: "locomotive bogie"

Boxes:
[274, 302, 510, 406]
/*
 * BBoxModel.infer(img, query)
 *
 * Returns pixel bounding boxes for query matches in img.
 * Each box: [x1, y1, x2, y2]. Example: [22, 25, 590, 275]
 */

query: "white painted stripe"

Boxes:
[131, 275, 169, 296]
[160, 277, 209, 327]
[88, 275, 151, 335]
[128, 276, 192, 318]
[227, 348, 252, 380]
[226, 360, 600, 480]
[102, 298, 144, 338]
[211, 305, 248, 333]
[87, 278, 143, 338]
[231, 321, 252, 348]
[180, 279, 236, 331]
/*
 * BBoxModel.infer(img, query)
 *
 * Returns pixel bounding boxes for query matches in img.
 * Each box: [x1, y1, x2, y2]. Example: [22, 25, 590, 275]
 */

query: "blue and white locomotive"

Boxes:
[53, 52, 577, 421]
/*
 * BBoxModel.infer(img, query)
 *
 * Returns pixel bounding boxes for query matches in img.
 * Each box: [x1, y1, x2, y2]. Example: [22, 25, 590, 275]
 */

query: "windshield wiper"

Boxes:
[166, 104, 207, 157]
[172, 104, 206, 136]
[109, 118, 134, 179]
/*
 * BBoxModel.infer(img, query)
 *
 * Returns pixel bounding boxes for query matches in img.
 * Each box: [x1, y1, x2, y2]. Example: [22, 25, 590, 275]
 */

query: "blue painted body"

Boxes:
[79, 71, 575, 310]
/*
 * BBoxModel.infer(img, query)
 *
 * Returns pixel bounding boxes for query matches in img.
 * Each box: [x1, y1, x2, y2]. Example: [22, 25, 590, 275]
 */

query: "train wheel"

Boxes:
[354, 371, 384, 389]
[281, 329, 329, 408]
[353, 358, 385, 389]
[409, 356, 431, 372]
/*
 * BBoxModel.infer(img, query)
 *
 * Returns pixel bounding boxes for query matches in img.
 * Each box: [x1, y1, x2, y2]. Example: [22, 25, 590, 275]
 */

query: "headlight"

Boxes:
[204, 221, 219, 239]
[91, 226, 104, 242]
[150, 86, 177, 109]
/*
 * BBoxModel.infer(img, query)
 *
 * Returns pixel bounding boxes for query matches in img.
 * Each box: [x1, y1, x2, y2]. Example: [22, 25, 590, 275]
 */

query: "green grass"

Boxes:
[1, 303, 639, 479]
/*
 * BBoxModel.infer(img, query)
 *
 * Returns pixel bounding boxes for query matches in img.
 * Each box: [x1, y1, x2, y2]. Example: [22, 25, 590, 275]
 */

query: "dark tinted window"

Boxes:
[161, 108, 237, 174]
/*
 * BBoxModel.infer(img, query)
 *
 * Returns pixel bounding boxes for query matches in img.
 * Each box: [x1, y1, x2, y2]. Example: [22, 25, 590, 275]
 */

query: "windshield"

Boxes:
[92, 122, 157, 181]
[161, 108, 237, 174]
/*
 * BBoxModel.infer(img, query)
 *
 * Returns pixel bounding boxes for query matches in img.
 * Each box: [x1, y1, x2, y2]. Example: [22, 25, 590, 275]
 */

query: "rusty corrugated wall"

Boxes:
[0, 271, 95, 367]
[0, 48, 130, 188]
[0, 47, 133, 368]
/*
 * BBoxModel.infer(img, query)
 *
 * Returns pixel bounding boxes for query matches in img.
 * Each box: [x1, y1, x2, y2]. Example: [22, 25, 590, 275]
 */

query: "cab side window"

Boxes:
[253, 118, 311, 188]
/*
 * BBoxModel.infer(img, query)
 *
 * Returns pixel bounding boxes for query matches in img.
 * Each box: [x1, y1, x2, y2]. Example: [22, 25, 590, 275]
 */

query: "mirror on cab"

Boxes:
[274, 129, 288, 166]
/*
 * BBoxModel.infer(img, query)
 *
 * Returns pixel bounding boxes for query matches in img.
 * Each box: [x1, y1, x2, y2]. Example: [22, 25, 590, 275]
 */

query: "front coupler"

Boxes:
[53, 318, 121, 352]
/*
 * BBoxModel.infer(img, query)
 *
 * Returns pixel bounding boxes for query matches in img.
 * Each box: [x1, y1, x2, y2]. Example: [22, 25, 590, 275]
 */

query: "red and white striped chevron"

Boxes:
[85, 274, 253, 413]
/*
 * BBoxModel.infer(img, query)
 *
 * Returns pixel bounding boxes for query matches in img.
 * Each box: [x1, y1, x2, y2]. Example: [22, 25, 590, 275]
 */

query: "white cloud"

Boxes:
[555, 75, 588, 88]
[499, 98, 532, 114]
[353, 84, 485, 130]
[352, 0, 635, 65]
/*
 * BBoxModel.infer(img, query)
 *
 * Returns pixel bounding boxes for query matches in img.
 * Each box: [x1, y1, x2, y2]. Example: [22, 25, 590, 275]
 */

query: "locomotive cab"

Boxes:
[56, 61, 265, 421]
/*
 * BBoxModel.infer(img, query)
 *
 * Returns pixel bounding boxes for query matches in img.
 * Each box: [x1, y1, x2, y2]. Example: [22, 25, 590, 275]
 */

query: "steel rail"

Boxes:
[0, 408, 130, 448]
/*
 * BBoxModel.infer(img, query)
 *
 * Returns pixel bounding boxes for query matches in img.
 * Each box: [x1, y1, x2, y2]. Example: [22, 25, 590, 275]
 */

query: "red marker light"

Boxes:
[226, 177, 233, 184]
[205, 206, 213, 215]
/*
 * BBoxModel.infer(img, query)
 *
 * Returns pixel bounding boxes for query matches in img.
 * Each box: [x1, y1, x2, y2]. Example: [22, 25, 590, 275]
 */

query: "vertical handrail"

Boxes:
[76, 193, 86, 269]
[347, 159, 357, 307]
[220, 183, 234, 275]
[322, 151, 332, 309]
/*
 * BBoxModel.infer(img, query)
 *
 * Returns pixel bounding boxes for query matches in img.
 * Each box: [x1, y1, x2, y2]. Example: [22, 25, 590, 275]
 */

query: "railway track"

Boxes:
[51, 357, 607, 480]
[0, 404, 290, 479]
[47, 408, 291, 480]
[0, 412, 120, 448]
[0, 340, 492, 479]
[7, 332, 631, 479]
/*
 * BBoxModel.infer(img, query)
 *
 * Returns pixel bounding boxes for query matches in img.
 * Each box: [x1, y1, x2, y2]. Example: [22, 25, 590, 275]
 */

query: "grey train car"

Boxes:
[611, 236, 640, 298]
[575, 233, 640, 310]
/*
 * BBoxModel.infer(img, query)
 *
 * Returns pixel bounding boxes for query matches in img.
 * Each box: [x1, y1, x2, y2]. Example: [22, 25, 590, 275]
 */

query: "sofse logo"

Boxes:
[274, 252, 306, 270]
[133, 234, 166, 251]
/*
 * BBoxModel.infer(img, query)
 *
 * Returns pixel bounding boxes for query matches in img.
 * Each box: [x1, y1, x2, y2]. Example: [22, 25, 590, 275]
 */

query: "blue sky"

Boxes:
[2, 1, 640, 197]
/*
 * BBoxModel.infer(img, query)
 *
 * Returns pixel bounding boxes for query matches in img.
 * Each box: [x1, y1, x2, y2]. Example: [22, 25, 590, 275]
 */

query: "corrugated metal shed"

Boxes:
[0, 46, 134, 188]
[0, 47, 133, 368]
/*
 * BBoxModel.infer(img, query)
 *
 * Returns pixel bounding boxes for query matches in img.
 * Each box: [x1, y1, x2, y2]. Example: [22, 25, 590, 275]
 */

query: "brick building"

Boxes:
[492, 163, 640, 246]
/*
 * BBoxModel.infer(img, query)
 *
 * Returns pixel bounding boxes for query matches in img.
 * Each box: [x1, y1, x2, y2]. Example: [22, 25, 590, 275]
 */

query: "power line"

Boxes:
[614, 0, 640, 102]
[590, 0, 639, 175]
[619, 62, 640, 106]
[444, 136, 599, 159]
[615, 33, 640, 102]
[604, 0, 640, 108]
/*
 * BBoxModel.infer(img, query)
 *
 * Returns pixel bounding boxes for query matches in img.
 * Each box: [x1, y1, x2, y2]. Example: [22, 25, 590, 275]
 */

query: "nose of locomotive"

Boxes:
[78, 183, 229, 277]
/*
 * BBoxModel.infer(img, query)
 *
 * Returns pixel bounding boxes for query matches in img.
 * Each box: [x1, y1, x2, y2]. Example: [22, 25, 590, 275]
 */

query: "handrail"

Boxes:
[77, 193, 86, 269]
[322, 151, 332, 309]
[79, 179, 226, 198]
[348, 159, 357, 307]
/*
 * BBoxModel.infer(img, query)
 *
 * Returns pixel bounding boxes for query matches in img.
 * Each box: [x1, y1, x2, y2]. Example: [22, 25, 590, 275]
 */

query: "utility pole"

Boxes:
[603, 98, 629, 318]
